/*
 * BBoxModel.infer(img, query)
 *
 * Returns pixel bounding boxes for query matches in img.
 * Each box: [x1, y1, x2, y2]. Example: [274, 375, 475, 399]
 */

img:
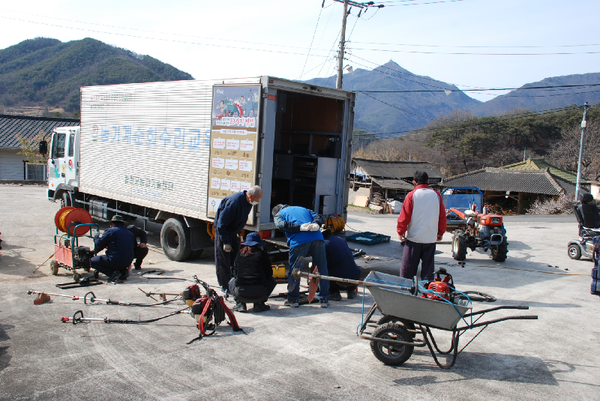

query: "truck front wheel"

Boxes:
[160, 218, 192, 261]
[60, 192, 72, 208]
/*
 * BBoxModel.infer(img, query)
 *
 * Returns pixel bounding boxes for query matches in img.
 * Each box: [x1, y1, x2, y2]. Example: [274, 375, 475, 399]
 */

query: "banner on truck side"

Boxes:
[207, 85, 261, 224]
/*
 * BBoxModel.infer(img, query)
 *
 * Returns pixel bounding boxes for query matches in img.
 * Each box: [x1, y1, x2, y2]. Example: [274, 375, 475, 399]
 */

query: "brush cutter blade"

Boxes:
[308, 267, 319, 303]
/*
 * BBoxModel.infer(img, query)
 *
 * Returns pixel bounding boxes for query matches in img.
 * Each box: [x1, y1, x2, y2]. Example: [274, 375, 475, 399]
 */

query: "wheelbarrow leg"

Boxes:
[420, 325, 460, 369]
[358, 303, 379, 334]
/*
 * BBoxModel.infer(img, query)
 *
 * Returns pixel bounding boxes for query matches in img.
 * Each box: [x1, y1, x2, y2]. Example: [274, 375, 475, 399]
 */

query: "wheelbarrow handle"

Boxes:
[457, 314, 538, 330]
[462, 305, 530, 318]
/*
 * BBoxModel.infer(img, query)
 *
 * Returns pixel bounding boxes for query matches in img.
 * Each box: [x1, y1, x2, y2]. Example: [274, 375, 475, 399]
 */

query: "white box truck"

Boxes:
[46, 77, 355, 261]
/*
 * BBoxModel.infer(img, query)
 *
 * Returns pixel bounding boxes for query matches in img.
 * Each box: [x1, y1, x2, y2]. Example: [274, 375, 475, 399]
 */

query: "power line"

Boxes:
[357, 83, 600, 93]
[358, 104, 594, 138]
[351, 48, 600, 56]
[378, 0, 465, 6]
[351, 41, 600, 49]
[0, 15, 330, 58]
[300, 5, 326, 80]
[361, 92, 431, 119]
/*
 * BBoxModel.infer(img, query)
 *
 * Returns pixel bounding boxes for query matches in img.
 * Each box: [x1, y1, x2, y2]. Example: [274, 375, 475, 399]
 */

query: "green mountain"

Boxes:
[306, 61, 481, 136]
[0, 37, 192, 113]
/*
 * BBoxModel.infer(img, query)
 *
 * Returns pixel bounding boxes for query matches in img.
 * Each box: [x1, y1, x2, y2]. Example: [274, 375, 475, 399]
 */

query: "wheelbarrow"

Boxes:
[291, 267, 538, 369]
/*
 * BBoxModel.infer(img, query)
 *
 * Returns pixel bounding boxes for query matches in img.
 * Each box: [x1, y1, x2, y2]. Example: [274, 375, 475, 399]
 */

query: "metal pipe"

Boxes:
[291, 267, 413, 292]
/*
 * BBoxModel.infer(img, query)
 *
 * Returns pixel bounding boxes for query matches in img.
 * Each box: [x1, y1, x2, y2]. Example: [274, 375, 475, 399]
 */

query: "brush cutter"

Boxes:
[27, 290, 81, 304]
[82, 291, 181, 306]
[61, 307, 189, 325]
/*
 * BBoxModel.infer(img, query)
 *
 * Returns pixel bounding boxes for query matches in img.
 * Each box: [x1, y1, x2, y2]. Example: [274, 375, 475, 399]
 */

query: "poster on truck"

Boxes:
[207, 85, 261, 223]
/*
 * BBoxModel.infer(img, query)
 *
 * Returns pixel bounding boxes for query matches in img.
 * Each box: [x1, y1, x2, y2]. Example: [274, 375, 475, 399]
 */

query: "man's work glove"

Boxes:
[309, 223, 320, 231]
[223, 244, 232, 252]
[300, 223, 312, 232]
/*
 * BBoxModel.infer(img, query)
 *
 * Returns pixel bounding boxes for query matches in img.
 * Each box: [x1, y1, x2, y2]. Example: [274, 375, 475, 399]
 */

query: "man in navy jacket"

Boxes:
[91, 215, 136, 282]
[214, 186, 263, 293]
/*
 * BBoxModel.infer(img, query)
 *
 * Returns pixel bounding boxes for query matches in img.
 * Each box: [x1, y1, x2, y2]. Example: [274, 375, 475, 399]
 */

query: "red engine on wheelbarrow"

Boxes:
[426, 280, 451, 300]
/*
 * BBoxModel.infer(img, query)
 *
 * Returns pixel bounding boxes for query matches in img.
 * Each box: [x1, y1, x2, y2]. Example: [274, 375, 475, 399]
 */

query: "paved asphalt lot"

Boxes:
[1, 184, 599, 400]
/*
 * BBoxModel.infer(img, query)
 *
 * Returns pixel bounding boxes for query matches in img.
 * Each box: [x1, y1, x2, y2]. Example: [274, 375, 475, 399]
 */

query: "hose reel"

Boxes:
[54, 206, 93, 236]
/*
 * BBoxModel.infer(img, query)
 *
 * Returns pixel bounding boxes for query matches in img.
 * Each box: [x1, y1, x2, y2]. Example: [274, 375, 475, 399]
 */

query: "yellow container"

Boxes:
[272, 264, 286, 279]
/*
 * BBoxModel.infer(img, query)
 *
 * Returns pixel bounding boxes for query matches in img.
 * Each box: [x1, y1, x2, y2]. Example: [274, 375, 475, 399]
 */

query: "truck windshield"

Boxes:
[51, 133, 66, 159]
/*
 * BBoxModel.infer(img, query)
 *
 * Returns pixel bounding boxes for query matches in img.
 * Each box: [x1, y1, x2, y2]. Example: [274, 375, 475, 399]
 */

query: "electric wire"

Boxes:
[0, 15, 330, 58]
[300, 5, 325, 80]
[378, 0, 465, 5]
[351, 104, 594, 138]
[358, 83, 600, 94]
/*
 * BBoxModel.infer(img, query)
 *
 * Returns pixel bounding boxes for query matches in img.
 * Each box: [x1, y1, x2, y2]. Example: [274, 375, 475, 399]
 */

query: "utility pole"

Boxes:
[333, 0, 384, 90]
[336, 0, 349, 90]
[575, 102, 590, 201]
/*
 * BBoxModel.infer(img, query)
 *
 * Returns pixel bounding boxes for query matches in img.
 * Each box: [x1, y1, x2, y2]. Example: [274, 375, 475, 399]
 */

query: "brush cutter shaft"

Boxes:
[291, 269, 413, 293]
[27, 290, 79, 300]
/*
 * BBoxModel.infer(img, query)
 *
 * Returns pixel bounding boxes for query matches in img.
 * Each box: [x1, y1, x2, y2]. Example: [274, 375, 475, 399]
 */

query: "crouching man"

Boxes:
[228, 232, 276, 313]
[91, 215, 136, 282]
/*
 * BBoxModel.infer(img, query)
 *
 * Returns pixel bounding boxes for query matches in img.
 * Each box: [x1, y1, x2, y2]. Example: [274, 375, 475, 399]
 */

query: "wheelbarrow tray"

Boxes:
[365, 271, 472, 330]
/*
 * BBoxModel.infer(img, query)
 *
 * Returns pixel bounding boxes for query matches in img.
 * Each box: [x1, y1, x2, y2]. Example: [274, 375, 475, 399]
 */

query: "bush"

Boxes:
[526, 194, 577, 215]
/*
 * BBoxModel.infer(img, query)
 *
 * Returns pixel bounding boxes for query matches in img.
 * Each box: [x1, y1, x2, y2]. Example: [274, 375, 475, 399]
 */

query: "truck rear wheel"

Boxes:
[160, 218, 192, 261]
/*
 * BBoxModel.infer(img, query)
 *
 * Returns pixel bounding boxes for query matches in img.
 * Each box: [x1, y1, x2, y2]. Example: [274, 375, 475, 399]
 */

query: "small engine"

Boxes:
[73, 246, 93, 269]
[426, 280, 451, 300]
[424, 268, 453, 301]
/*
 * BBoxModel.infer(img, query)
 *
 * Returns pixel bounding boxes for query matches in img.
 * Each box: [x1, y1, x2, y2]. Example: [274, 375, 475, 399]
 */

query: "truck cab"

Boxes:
[47, 127, 80, 207]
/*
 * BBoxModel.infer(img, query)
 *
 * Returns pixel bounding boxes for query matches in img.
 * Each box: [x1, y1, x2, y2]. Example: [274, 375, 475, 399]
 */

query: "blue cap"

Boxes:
[241, 232, 266, 247]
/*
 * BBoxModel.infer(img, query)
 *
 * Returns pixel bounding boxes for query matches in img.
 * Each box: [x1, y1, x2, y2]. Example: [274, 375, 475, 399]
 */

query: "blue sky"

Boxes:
[1, 0, 599, 102]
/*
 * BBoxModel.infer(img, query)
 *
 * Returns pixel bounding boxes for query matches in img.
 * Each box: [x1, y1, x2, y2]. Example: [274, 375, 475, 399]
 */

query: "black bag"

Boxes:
[234, 284, 268, 303]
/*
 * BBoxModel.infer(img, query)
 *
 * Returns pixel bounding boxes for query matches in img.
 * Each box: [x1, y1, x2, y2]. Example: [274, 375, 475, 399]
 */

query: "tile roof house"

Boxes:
[350, 158, 445, 209]
[0, 114, 79, 181]
[441, 160, 587, 213]
[503, 158, 591, 190]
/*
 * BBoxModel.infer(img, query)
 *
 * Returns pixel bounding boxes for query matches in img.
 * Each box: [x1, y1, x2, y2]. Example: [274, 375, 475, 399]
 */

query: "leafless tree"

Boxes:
[548, 120, 600, 180]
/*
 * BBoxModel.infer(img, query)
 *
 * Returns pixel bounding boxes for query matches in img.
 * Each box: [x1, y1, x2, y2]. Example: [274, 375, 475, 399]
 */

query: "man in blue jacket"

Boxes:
[272, 204, 330, 308]
[214, 186, 263, 293]
[91, 215, 136, 282]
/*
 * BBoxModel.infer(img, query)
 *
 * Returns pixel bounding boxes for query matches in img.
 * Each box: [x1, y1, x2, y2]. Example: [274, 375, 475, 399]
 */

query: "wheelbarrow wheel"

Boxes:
[50, 260, 59, 276]
[370, 322, 414, 366]
[377, 316, 416, 338]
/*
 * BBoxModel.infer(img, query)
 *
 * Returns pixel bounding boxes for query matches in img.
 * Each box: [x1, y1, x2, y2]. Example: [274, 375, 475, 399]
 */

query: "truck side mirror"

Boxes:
[39, 140, 48, 155]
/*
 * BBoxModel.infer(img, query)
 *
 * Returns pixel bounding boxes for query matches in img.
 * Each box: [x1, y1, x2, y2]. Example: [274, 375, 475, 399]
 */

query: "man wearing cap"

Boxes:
[397, 171, 446, 281]
[214, 185, 263, 295]
[91, 215, 136, 282]
[228, 232, 276, 313]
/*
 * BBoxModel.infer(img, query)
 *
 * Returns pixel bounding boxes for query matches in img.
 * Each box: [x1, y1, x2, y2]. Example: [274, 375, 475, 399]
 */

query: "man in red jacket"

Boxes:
[396, 171, 446, 280]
